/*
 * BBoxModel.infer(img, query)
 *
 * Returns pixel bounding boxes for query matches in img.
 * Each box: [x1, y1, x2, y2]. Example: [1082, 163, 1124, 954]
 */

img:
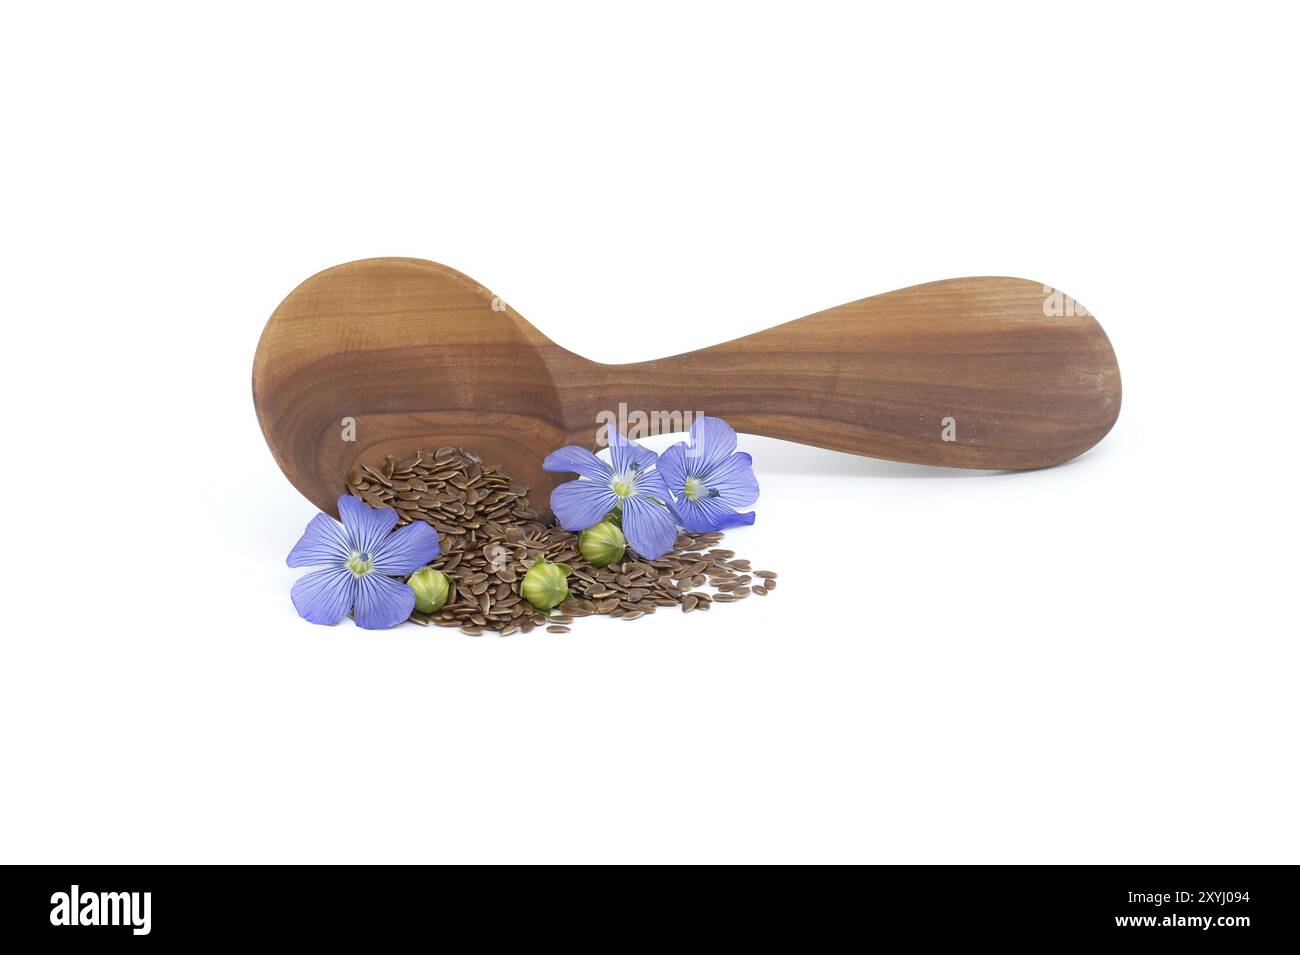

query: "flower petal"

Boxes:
[672, 495, 756, 533]
[291, 566, 357, 625]
[630, 465, 671, 503]
[550, 479, 619, 532]
[353, 573, 416, 630]
[608, 429, 658, 477]
[700, 451, 759, 508]
[684, 416, 738, 475]
[543, 445, 612, 482]
[286, 512, 352, 568]
[621, 495, 679, 559]
[655, 443, 689, 496]
[337, 495, 399, 556]
[370, 520, 441, 576]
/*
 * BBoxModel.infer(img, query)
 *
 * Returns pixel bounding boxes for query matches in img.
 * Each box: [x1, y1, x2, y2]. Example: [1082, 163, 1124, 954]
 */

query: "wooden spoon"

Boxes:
[253, 257, 1120, 515]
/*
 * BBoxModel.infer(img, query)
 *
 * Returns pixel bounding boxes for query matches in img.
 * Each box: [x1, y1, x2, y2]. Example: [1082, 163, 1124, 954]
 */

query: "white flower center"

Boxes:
[611, 474, 635, 498]
[346, 550, 374, 576]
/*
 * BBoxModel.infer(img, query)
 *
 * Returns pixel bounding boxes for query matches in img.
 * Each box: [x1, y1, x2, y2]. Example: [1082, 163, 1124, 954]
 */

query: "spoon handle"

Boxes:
[559, 277, 1119, 469]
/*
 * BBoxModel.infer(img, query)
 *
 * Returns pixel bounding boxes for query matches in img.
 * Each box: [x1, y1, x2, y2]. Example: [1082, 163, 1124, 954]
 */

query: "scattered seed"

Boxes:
[344, 449, 774, 635]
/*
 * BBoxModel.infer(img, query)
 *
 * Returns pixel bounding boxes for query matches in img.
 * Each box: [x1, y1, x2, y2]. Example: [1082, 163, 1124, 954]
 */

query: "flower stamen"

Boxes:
[611, 475, 636, 499]
[345, 550, 374, 576]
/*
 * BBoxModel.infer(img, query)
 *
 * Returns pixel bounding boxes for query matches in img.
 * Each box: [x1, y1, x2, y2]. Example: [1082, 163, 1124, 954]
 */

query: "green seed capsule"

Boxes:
[521, 556, 572, 611]
[407, 567, 451, 613]
[579, 521, 627, 567]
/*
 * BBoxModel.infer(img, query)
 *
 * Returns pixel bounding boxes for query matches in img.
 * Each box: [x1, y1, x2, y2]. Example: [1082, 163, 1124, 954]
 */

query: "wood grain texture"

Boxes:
[253, 258, 1120, 515]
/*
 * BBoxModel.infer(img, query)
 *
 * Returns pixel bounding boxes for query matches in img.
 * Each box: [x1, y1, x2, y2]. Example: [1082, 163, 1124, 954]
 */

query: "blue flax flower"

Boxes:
[544, 430, 678, 559]
[287, 495, 441, 629]
[658, 416, 759, 532]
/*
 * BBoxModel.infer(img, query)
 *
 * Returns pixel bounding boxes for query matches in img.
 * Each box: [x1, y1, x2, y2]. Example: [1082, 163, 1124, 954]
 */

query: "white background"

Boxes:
[2, 2, 1296, 863]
